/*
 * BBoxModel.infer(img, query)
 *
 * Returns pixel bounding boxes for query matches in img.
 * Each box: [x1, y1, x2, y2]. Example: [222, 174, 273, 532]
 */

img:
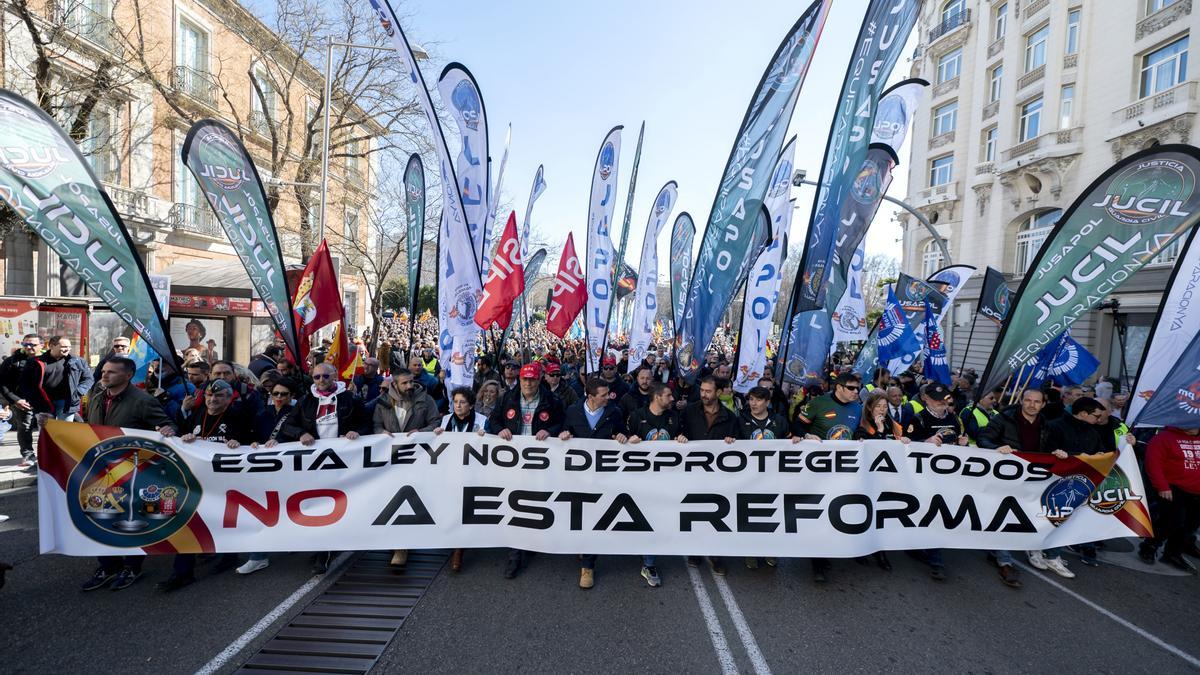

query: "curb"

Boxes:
[0, 471, 36, 491]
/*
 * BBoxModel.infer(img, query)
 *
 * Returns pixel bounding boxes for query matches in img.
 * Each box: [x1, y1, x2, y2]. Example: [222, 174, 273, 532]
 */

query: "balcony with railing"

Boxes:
[1137, 0, 1192, 41]
[345, 166, 365, 189]
[929, 9, 970, 43]
[988, 37, 1005, 59]
[169, 202, 221, 238]
[1017, 65, 1045, 91]
[172, 66, 217, 107]
[57, 2, 124, 55]
[1110, 81, 1199, 140]
[914, 181, 959, 209]
[1001, 127, 1083, 164]
[103, 182, 149, 218]
[1023, 0, 1049, 20]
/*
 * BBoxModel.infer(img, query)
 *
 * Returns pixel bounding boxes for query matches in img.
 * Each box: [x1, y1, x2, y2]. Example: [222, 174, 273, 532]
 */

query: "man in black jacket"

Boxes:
[559, 377, 628, 590]
[21, 335, 92, 422]
[618, 367, 654, 425]
[0, 334, 41, 469]
[79, 356, 177, 592]
[977, 387, 1048, 589]
[248, 345, 284, 378]
[486, 362, 564, 579]
[679, 376, 735, 576]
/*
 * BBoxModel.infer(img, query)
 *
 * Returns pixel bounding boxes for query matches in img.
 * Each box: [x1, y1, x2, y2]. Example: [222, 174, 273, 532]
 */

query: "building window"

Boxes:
[84, 107, 118, 184]
[932, 101, 958, 136]
[1059, 85, 1075, 128]
[344, 205, 360, 241]
[1140, 37, 1189, 98]
[1019, 97, 1043, 142]
[1024, 25, 1049, 73]
[937, 48, 962, 83]
[251, 68, 276, 135]
[1151, 235, 1183, 265]
[1148, 0, 1181, 14]
[941, 0, 965, 26]
[994, 2, 1008, 41]
[345, 136, 363, 180]
[989, 64, 1004, 103]
[176, 18, 208, 72]
[1065, 9, 1081, 55]
[983, 127, 998, 162]
[1015, 210, 1061, 273]
[929, 155, 954, 186]
[175, 143, 201, 208]
[922, 240, 946, 279]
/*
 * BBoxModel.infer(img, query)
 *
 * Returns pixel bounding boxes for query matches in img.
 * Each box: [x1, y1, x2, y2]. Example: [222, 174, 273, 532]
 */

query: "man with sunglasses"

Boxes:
[542, 362, 578, 407]
[91, 336, 131, 389]
[0, 334, 42, 469]
[596, 356, 628, 400]
[21, 335, 92, 423]
[791, 371, 864, 583]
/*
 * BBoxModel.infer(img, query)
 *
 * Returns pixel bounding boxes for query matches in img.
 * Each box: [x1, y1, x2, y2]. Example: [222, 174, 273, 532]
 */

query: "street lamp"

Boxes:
[791, 169, 953, 266]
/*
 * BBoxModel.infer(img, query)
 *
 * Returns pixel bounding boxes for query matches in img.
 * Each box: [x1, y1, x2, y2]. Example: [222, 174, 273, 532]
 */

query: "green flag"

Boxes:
[982, 144, 1200, 391]
[0, 89, 178, 369]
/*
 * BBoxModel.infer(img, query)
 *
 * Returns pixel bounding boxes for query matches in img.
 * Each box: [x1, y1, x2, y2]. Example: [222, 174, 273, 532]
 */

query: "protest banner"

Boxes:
[39, 421, 1150, 557]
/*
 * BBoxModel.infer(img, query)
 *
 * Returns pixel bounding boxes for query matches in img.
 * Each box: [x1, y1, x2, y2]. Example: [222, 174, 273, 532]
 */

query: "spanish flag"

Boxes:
[1016, 449, 1153, 538]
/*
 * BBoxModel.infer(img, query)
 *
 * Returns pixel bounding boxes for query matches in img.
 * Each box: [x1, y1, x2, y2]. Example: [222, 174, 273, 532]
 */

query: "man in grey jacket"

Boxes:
[373, 368, 440, 567]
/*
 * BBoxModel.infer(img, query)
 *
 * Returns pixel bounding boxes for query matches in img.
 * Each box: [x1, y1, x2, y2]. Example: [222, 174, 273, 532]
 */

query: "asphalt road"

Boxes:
[3, 483, 1199, 674]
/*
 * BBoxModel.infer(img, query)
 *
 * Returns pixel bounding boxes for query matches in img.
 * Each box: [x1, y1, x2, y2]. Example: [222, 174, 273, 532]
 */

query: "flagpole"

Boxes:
[958, 312, 979, 377]
[1003, 366, 1021, 405]
[602, 122, 644, 371]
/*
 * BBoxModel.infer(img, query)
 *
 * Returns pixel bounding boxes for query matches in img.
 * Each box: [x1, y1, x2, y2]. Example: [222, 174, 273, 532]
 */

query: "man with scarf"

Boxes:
[373, 367, 440, 568]
[279, 362, 365, 573]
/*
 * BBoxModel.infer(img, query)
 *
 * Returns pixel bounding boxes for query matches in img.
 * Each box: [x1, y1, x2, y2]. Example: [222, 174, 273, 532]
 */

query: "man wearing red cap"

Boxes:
[543, 362, 578, 407]
[486, 361, 565, 579]
[597, 356, 629, 400]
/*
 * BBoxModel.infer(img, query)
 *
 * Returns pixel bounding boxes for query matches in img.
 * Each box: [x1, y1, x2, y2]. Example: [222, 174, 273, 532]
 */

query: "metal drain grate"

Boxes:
[235, 551, 447, 674]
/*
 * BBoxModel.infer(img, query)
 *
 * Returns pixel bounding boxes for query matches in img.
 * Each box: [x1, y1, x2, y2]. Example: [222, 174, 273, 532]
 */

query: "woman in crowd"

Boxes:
[475, 380, 501, 418]
[236, 377, 300, 576]
[434, 387, 486, 571]
[852, 390, 907, 572]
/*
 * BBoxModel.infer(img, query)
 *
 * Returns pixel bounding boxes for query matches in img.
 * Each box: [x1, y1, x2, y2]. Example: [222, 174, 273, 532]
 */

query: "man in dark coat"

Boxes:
[678, 376, 735, 576]
[21, 335, 92, 421]
[0, 334, 42, 468]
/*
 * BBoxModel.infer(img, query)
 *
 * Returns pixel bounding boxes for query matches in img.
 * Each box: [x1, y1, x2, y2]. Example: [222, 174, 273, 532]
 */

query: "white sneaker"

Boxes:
[237, 558, 269, 575]
[1027, 551, 1049, 570]
[1044, 557, 1075, 579]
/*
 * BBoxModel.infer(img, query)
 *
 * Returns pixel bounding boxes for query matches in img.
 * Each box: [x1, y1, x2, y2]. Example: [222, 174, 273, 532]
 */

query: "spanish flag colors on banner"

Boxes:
[1016, 450, 1153, 538]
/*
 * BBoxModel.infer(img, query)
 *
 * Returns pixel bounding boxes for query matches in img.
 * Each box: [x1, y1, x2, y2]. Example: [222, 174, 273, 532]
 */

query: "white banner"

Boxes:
[1128, 231, 1200, 425]
[733, 227, 789, 394]
[831, 243, 868, 342]
[39, 424, 1152, 557]
[437, 66, 490, 271]
[627, 182, 677, 374]
[369, 1, 481, 387]
[585, 126, 623, 373]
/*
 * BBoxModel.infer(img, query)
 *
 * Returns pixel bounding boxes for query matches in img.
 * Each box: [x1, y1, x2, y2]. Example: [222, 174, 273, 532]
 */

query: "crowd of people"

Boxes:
[0, 326, 1196, 595]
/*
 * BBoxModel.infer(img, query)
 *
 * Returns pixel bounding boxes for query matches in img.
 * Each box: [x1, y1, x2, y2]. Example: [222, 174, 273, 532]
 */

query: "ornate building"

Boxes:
[901, 0, 1198, 386]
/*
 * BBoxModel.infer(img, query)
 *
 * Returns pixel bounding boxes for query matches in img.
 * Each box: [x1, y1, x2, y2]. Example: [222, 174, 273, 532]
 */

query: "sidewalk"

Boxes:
[0, 428, 36, 490]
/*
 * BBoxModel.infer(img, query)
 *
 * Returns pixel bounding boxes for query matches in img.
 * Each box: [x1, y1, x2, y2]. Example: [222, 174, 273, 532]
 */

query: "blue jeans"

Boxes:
[642, 555, 656, 567]
[991, 550, 1015, 567]
[248, 553, 268, 562]
[52, 399, 76, 421]
[580, 554, 596, 570]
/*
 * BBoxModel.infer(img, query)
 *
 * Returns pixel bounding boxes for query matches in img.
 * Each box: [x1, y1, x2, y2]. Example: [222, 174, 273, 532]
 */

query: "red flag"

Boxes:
[291, 239, 345, 366]
[475, 212, 525, 330]
[547, 232, 588, 338]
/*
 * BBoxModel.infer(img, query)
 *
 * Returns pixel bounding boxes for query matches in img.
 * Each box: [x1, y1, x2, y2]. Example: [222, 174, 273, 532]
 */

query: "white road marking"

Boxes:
[1016, 561, 1200, 669]
[710, 568, 773, 675]
[194, 552, 353, 675]
[686, 564, 738, 675]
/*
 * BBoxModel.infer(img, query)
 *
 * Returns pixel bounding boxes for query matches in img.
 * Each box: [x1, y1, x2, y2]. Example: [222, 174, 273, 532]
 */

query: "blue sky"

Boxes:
[402, 0, 919, 275]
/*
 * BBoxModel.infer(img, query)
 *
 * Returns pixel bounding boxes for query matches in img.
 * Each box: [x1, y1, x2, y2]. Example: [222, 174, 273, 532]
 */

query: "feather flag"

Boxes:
[922, 300, 952, 386]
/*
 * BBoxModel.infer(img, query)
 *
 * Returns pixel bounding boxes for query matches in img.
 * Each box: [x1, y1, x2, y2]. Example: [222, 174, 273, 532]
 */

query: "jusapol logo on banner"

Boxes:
[38, 422, 1152, 557]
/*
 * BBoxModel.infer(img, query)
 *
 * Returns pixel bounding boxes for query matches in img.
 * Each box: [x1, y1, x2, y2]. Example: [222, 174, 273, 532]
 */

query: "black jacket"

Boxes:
[562, 401, 627, 440]
[618, 389, 652, 425]
[248, 354, 278, 378]
[85, 385, 176, 432]
[978, 405, 1048, 452]
[21, 353, 93, 413]
[680, 401, 739, 441]
[0, 350, 33, 405]
[278, 386, 365, 441]
[182, 404, 257, 445]
[1045, 414, 1117, 456]
[485, 384, 564, 436]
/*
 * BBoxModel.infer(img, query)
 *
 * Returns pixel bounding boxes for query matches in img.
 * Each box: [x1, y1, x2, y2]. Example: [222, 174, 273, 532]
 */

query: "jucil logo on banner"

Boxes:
[1095, 158, 1196, 225]
[198, 129, 249, 190]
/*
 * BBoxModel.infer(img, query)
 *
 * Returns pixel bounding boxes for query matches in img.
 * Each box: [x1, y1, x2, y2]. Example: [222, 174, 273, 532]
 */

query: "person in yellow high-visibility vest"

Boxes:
[960, 386, 1003, 446]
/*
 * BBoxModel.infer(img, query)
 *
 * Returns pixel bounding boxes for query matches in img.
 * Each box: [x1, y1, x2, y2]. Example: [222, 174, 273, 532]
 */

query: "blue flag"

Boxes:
[1026, 330, 1099, 389]
[1136, 328, 1200, 428]
[922, 300, 951, 386]
[877, 287, 920, 366]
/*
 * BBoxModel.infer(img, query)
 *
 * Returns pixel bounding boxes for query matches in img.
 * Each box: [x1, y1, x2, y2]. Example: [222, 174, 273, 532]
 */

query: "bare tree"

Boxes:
[862, 253, 899, 323]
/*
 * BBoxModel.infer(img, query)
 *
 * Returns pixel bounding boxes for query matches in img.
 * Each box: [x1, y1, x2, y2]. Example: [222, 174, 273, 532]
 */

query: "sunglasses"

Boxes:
[602, 366, 615, 370]
[271, 391, 291, 398]
[842, 385, 861, 392]
[21, 342, 38, 347]
[312, 373, 334, 380]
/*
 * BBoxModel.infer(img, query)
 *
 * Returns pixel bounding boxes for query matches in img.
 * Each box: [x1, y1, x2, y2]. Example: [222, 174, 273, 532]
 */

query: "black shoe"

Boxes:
[503, 558, 520, 579]
[81, 568, 116, 592]
[1162, 554, 1197, 574]
[930, 566, 947, 581]
[875, 552, 892, 572]
[708, 557, 727, 576]
[998, 565, 1022, 589]
[1182, 544, 1200, 559]
[311, 553, 331, 575]
[686, 556, 701, 568]
[0, 561, 10, 590]
[1138, 545, 1158, 565]
[156, 573, 195, 592]
[812, 568, 827, 584]
[110, 567, 141, 591]
[211, 555, 239, 575]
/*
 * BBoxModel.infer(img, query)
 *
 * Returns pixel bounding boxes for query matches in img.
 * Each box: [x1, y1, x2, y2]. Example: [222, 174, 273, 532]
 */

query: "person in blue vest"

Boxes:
[558, 377, 628, 590]
[960, 386, 1003, 445]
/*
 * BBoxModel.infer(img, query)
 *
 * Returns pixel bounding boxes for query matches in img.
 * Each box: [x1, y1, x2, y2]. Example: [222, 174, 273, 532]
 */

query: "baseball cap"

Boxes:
[504, 359, 520, 368]
[207, 379, 234, 395]
[520, 363, 543, 379]
[544, 362, 562, 375]
[601, 357, 617, 367]
[922, 382, 953, 402]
